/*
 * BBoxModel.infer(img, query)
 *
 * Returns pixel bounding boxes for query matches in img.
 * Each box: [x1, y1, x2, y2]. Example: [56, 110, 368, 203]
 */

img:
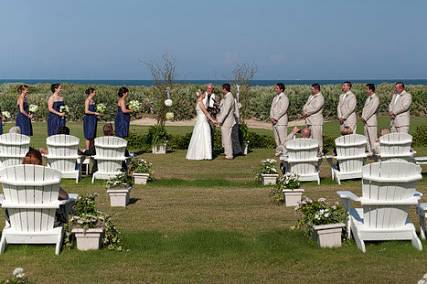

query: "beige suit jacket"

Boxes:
[388, 91, 412, 127]
[270, 92, 289, 126]
[303, 92, 324, 126]
[361, 93, 380, 126]
[338, 91, 357, 126]
[217, 92, 236, 128]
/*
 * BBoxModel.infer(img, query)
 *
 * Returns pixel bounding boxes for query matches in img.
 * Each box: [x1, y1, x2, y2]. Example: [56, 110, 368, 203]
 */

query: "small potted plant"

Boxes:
[295, 197, 346, 248]
[256, 159, 279, 185]
[69, 193, 122, 251]
[271, 173, 304, 206]
[128, 157, 153, 185]
[106, 172, 133, 207]
[147, 124, 169, 154]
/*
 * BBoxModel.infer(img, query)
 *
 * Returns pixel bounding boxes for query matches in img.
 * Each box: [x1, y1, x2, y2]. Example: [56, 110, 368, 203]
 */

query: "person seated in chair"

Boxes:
[278, 126, 311, 156]
[8, 126, 21, 134]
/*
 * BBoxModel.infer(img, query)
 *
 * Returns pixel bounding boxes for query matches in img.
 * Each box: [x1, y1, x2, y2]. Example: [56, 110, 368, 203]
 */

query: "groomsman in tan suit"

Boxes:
[270, 83, 289, 156]
[389, 82, 412, 133]
[361, 84, 380, 154]
[302, 83, 324, 155]
[338, 81, 357, 133]
[216, 83, 236, 160]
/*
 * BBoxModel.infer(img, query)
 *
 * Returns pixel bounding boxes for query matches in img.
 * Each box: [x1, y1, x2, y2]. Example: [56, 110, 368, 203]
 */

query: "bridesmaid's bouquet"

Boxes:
[165, 112, 174, 121]
[128, 100, 141, 113]
[29, 104, 38, 114]
[59, 105, 70, 114]
[96, 103, 107, 114]
[1, 111, 11, 121]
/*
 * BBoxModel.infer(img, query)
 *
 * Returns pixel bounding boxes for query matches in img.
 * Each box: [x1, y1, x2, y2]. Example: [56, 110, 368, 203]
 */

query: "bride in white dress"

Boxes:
[186, 91, 216, 160]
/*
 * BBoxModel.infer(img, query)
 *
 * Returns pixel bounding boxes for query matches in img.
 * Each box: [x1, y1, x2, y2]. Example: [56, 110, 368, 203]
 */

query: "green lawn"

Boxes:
[0, 118, 427, 283]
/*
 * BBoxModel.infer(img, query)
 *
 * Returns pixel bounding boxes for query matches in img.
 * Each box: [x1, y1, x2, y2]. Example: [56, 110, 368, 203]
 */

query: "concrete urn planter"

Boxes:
[243, 142, 249, 155]
[261, 174, 279, 185]
[107, 187, 132, 207]
[152, 144, 167, 154]
[72, 228, 104, 251]
[283, 189, 305, 207]
[133, 173, 150, 185]
[311, 223, 345, 248]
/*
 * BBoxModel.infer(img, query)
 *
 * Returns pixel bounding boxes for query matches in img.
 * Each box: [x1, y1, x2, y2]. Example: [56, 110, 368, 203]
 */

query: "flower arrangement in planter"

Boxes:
[128, 157, 153, 185]
[0, 267, 30, 283]
[256, 159, 279, 185]
[146, 124, 170, 154]
[295, 197, 347, 248]
[105, 172, 134, 207]
[67, 193, 122, 251]
[271, 173, 304, 206]
[239, 123, 250, 155]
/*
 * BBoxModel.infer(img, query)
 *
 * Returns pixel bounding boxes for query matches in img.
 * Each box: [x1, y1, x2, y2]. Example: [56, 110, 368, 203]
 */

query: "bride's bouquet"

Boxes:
[128, 100, 141, 113]
[96, 103, 107, 114]
[29, 104, 38, 114]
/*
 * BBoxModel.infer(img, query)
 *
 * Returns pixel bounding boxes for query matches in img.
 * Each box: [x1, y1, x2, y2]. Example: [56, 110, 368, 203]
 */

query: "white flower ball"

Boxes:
[165, 112, 174, 120]
[164, 99, 173, 107]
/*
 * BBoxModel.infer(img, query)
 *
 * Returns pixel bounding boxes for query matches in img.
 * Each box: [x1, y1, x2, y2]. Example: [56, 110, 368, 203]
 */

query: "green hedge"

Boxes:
[1, 83, 427, 122]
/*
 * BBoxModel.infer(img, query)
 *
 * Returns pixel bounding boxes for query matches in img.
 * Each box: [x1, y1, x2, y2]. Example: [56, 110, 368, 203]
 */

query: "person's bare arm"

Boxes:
[84, 99, 100, 115]
[48, 97, 65, 116]
[119, 99, 132, 113]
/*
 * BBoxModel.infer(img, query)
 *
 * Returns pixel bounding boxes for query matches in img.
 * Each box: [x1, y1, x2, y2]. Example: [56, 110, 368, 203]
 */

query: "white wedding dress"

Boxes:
[186, 102, 212, 160]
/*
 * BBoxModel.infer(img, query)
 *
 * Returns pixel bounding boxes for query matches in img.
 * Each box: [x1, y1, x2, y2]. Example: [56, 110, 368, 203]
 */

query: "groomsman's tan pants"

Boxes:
[391, 125, 409, 134]
[309, 125, 323, 155]
[273, 124, 287, 154]
[221, 125, 233, 158]
[364, 125, 377, 153]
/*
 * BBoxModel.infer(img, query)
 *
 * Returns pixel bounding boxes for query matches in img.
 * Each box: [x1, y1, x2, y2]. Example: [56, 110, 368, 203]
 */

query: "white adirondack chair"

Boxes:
[0, 164, 76, 255]
[337, 160, 423, 252]
[282, 138, 321, 184]
[331, 134, 368, 184]
[92, 136, 127, 183]
[377, 133, 414, 161]
[44, 135, 81, 183]
[0, 133, 30, 172]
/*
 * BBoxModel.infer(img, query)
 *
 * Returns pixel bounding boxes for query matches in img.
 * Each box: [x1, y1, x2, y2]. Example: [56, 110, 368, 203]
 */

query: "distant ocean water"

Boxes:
[1, 79, 427, 86]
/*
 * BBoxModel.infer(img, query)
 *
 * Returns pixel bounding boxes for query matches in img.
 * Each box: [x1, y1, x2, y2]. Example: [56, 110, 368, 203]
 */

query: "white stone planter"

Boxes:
[152, 144, 167, 154]
[311, 223, 345, 248]
[107, 187, 132, 207]
[133, 173, 150, 185]
[261, 174, 279, 185]
[283, 189, 305, 207]
[243, 141, 249, 155]
[72, 228, 104, 251]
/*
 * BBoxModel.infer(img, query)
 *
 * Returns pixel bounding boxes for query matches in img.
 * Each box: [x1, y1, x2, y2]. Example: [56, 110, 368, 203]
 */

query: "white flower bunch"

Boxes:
[164, 99, 173, 107]
[105, 172, 133, 189]
[29, 104, 38, 113]
[314, 208, 331, 220]
[165, 112, 174, 121]
[13, 267, 25, 279]
[278, 172, 300, 190]
[260, 159, 277, 174]
[128, 100, 141, 112]
[59, 105, 70, 113]
[96, 103, 107, 114]
[1, 111, 11, 120]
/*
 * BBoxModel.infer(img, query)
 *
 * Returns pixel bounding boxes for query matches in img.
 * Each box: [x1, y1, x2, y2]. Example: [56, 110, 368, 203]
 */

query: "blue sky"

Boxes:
[1, 0, 426, 80]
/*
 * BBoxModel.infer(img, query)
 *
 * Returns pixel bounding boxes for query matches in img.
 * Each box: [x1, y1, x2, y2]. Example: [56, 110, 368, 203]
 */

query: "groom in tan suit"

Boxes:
[270, 83, 289, 156]
[216, 83, 236, 160]
[338, 81, 357, 133]
[302, 83, 324, 155]
[361, 84, 380, 153]
[389, 82, 412, 133]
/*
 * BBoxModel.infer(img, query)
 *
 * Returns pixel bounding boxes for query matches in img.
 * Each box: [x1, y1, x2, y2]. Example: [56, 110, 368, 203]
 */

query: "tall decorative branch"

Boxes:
[232, 63, 257, 123]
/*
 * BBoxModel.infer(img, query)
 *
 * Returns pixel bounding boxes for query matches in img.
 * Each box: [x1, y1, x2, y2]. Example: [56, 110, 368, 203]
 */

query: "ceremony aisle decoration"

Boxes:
[256, 159, 279, 185]
[295, 197, 346, 248]
[106, 172, 134, 207]
[271, 173, 304, 206]
[147, 124, 169, 154]
[69, 193, 122, 251]
[128, 157, 153, 185]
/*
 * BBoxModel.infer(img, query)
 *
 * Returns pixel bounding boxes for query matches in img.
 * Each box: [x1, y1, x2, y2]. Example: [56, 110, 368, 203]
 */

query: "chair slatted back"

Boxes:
[379, 133, 412, 160]
[286, 138, 319, 176]
[0, 134, 30, 169]
[335, 134, 367, 174]
[46, 135, 80, 173]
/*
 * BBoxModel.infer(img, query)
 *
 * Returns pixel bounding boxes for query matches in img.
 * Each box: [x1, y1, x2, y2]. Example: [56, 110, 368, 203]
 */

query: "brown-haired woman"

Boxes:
[16, 84, 33, 136]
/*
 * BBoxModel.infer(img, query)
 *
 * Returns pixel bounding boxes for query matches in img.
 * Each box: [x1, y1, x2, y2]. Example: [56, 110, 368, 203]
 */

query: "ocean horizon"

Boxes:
[1, 79, 427, 86]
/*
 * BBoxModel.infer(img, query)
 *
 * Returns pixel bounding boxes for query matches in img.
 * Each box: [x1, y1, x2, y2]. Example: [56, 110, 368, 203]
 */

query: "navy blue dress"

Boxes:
[16, 100, 33, 136]
[115, 106, 130, 138]
[0, 107, 3, 135]
[48, 101, 66, 136]
[83, 103, 97, 140]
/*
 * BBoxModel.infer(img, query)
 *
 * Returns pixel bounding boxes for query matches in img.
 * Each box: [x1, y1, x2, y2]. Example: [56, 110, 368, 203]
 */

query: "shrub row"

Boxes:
[1, 83, 427, 122]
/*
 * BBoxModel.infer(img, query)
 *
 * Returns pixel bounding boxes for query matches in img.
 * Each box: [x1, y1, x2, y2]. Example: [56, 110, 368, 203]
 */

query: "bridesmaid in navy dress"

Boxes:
[115, 87, 131, 138]
[0, 107, 3, 135]
[83, 87, 101, 150]
[47, 83, 66, 136]
[16, 84, 33, 136]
